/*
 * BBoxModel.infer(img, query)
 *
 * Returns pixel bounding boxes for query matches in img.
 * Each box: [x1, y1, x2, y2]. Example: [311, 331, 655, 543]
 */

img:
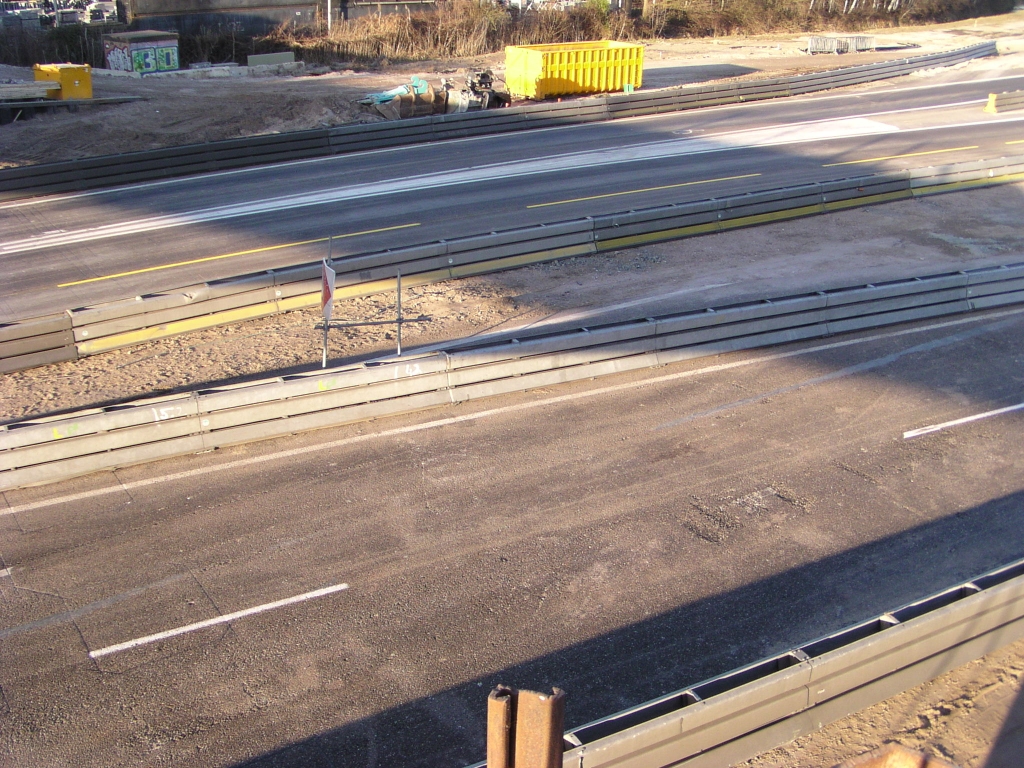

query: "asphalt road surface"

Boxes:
[3, 305, 1024, 767]
[2, 65, 1024, 321]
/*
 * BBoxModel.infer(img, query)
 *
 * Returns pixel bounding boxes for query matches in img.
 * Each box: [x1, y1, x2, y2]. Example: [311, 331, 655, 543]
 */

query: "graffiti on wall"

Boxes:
[103, 38, 179, 73]
[103, 40, 133, 72]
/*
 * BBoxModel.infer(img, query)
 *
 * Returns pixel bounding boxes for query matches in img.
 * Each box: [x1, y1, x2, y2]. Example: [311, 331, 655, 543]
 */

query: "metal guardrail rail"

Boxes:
[461, 557, 1024, 768]
[0, 42, 997, 201]
[3, 258, 1024, 490]
[3, 154, 1023, 375]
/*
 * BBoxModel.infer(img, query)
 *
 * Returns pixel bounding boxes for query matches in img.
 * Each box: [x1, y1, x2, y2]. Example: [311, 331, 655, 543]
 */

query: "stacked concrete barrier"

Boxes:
[3, 260, 1024, 490]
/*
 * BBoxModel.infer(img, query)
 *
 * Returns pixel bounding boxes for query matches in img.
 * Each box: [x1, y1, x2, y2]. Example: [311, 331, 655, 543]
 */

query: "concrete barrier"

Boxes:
[3, 260, 1024, 490]
[3, 155, 1024, 376]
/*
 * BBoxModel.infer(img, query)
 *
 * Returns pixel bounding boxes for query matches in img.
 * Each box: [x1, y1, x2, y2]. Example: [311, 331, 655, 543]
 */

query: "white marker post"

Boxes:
[396, 268, 402, 357]
[321, 257, 336, 368]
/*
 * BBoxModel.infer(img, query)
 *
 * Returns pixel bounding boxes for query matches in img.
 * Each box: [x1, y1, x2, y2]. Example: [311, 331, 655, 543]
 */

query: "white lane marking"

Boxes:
[904, 401, 1024, 439]
[88, 582, 349, 658]
[671, 99, 986, 136]
[0, 117, 901, 255]
[5, 306, 1024, 519]
[4, 72, 1022, 212]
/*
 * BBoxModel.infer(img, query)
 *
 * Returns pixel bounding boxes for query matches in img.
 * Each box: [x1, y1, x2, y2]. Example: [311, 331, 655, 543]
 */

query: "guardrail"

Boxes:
[0, 42, 997, 201]
[985, 89, 1024, 113]
[3, 154, 1023, 376]
[3, 258, 1024, 490]
[462, 556, 1024, 768]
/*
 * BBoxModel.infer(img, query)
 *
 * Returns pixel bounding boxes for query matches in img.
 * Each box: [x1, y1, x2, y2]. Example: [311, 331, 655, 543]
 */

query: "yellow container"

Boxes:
[33, 63, 92, 100]
[505, 41, 643, 100]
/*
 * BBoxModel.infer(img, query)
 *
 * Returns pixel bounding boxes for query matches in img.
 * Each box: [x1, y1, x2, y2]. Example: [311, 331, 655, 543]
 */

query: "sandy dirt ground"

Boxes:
[2, 11, 1024, 166]
[3, 13, 1024, 767]
[743, 635, 1024, 768]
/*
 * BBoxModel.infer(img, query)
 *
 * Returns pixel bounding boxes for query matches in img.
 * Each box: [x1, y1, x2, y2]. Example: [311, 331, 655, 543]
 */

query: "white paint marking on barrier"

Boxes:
[88, 582, 349, 659]
[5, 306, 1024, 519]
[903, 401, 1024, 439]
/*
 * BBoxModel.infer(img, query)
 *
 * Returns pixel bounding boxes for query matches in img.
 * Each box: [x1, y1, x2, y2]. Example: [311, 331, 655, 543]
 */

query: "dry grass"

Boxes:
[0, 0, 1014, 69]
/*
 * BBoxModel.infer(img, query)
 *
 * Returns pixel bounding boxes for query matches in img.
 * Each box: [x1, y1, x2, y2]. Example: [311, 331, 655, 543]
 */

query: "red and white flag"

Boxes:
[321, 259, 336, 322]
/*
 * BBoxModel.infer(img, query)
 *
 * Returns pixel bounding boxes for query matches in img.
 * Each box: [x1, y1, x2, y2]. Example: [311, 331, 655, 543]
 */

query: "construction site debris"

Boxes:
[358, 70, 509, 120]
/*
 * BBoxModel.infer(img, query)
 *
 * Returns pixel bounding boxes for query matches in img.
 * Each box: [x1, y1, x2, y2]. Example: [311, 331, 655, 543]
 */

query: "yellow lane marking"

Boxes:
[822, 146, 978, 167]
[526, 174, 762, 209]
[57, 222, 421, 288]
[1007, 139, 1024, 145]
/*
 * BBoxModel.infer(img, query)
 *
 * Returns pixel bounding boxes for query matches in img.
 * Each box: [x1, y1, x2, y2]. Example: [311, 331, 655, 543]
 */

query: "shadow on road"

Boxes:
[228, 489, 1024, 768]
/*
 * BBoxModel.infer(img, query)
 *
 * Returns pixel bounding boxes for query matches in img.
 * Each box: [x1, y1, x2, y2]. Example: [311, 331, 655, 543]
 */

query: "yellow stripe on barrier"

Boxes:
[717, 204, 825, 230]
[72, 168, 1024, 359]
[910, 171, 1024, 197]
[527, 174, 762, 209]
[451, 243, 595, 277]
[77, 300, 288, 355]
[75, 246, 598, 357]
[57, 222, 421, 288]
[822, 189, 914, 211]
[822, 146, 978, 168]
[596, 221, 719, 251]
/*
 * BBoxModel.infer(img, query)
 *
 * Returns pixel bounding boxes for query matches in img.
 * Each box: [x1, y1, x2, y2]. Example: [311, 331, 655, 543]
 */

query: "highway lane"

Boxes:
[5, 115, 1022, 320]
[2, 70, 1024, 322]
[2, 307, 1023, 766]
[6, 69, 1024, 224]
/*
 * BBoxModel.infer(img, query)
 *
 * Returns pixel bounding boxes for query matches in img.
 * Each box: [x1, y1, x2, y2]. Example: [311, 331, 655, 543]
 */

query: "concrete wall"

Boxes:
[128, 0, 434, 35]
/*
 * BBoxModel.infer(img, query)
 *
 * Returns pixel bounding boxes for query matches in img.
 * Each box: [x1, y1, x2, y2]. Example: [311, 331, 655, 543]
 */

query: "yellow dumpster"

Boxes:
[505, 41, 643, 100]
[33, 63, 92, 100]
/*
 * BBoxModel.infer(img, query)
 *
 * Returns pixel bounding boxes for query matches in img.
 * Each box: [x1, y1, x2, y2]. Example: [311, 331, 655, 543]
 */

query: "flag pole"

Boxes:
[321, 254, 336, 369]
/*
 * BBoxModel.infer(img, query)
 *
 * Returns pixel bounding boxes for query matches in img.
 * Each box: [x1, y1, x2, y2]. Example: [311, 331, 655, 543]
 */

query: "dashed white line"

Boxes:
[903, 401, 1024, 439]
[88, 582, 349, 658]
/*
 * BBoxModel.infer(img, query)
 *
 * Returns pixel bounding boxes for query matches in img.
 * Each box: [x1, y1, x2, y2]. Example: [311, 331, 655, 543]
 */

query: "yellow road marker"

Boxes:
[822, 146, 978, 167]
[58, 222, 422, 288]
[526, 173, 762, 209]
[1007, 139, 1024, 145]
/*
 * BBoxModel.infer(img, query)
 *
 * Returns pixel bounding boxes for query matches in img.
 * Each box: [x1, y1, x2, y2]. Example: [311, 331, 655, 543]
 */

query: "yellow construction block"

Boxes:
[33, 63, 92, 100]
[505, 41, 643, 100]
[984, 90, 1024, 113]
